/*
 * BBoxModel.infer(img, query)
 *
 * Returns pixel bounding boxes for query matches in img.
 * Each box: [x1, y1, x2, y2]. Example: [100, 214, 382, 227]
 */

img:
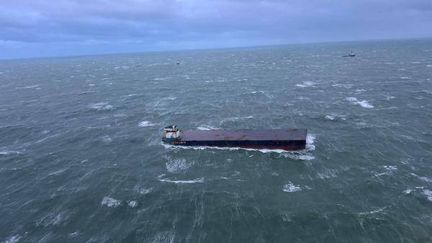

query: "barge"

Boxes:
[162, 125, 307, 151]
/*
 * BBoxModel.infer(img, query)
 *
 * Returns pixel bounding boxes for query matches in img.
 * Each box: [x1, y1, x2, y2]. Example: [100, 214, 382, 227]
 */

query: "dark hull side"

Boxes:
[164, 139, 306, 151]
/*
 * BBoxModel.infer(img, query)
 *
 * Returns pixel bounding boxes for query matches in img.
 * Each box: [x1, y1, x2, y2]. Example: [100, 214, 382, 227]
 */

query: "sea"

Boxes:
[1, 39, 432, 242]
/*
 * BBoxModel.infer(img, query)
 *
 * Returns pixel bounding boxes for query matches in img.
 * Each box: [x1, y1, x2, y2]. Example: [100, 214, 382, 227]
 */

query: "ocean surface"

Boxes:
[1, 39, 432, 242]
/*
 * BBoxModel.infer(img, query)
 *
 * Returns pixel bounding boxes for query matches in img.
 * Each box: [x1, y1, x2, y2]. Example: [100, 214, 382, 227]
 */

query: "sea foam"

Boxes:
[165, 158, 192, 173]
[88, 102, 114, 111]
[282, 182, 302, 192]
[346, 97, 374, 108]
[159, 177, 204, 184]
[138, 121, 156, 127]
[101, 197, 121, 208]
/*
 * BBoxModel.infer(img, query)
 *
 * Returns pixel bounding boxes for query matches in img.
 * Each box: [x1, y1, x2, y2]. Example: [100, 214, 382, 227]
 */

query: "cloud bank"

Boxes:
[0, 0, 431, 58]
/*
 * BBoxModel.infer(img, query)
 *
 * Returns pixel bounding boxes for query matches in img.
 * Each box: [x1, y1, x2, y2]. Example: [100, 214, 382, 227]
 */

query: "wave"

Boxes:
[197, 125, 220, 130]
[165, 158, 192, 173]
[159, 177, 204, 184]
[4, 234, 21, 243]
[346, 97, 374, 108]
[163, 143, 315, 160]
[358, 207, 387, 216]
[138, 121, 156, 127]
[136, 187, 153, 195]
[128, 201, 138, 208]
[282, 182, 302, 192]
[296, 81, 315, 88]
[88, 102, 114, 111]
[423, 189, 432, 202]
[0, 150, 22, 155]
[101, 196, 121, 208]
[411, 173, 432, 183]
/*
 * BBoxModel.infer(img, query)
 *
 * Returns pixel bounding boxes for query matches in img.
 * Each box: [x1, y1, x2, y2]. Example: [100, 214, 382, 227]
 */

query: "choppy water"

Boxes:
[1, 39, 432, 242]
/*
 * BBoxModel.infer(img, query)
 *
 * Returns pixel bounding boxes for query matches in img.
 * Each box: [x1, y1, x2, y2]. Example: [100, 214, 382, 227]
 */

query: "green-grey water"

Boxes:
[1, 39, 432, 242]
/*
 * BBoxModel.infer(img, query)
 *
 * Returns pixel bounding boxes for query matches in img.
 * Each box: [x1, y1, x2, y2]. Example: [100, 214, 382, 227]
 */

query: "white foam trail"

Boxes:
[0, 151, 21, 155]
[48, 168, 67, 176]
[358, 207, 387, 216]
[17, 84, 39, 89]
[4, 235, 21, 243]
[138, 121, 156, 127]
[411, 173, 432, 183]
[282, 182, 302, 192]
[197, 125, 220, 130]
[346, 97, 374, 108]
[101, 197, 121, 208]
[159, 177, 204, 184]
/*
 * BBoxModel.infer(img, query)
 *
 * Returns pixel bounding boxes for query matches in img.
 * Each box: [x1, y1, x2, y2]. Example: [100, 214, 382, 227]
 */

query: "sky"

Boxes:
[0, 0, 431, 59]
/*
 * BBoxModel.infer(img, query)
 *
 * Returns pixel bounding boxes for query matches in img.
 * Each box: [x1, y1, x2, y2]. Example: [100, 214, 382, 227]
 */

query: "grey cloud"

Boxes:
[0, 0, 431, 58]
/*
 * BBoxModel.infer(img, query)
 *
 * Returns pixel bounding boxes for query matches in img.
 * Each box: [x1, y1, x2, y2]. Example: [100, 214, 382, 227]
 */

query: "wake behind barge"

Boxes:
[162, 125, 307, 151]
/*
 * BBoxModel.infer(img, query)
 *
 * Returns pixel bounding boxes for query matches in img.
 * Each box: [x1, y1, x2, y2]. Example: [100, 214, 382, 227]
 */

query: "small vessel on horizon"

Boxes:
[162, 125, 307, 151]
[343, 51, 356, 57]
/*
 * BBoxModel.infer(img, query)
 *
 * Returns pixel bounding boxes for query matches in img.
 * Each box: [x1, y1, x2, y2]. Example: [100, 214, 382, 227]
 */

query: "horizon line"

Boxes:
[1, 36, 430, 62]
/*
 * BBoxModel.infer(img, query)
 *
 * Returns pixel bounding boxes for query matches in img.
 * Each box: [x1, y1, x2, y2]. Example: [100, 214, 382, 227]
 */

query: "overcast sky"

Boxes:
[1, 0, 431, 59]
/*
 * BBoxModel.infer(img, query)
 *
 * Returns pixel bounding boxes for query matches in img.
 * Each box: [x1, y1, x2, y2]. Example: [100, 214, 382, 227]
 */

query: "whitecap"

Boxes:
[48, 168, 67, 176]
[250, 90, 264, 94]
[150, 231, 175, 243]
[383, 165, 397, 171]
[101, 135, 112, 143]
[4, 235, 21, 243]
[159, 177, 204, 184]
[197, 125, 219, 130]
[346, 97, 374, 108]
[358, 207, 386, 216]
[427, 64, 432, 68]
[0, 150, 21, 156]
[128, 201, 138, 208]
[296, 81, 315, 88]
[136, 187, 153, 195]
[411, 173, 432, 183]
[138, 121, 156, 127]
[325, 115, 335, 120]
[282, 182, 302, 192]
[165, 158, 192, 173]
[403, 189, 412, 194]
[400, 76, 410, 80]
[88, 102, 113, 111]
[101, 197, 121, 208]
[18, 84, 39, 89]
[162, 143, 314, 160]
[423, 189, 432, 201]
[317, 169, 338, 179]
[306, 134, 316, 151]
[88, 83, 95, 87]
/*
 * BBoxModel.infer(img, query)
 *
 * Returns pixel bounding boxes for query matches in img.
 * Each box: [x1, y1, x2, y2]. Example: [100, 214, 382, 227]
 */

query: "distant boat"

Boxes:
[343, 51, 356, 57]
